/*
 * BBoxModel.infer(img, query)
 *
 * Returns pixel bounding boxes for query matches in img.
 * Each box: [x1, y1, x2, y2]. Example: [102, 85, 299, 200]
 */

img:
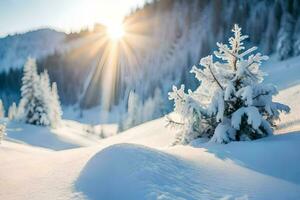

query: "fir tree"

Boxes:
[293, 16, 300, 56]
[0, 99, 5, 118]
[8, 102, 17, 120]
[20, 58, 51, 126]
[123, 90, 142, 130]
[50, 82, 63, 127]
[277, 13, 294, 60]
[38, 70, 52, 126]
[168, 24, 290, 144]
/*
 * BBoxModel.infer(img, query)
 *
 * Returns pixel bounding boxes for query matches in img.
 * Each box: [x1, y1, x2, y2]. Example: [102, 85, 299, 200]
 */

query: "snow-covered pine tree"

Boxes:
[20, 58, 51, 126]
[277, 13, 294, 60]
[0, 124, 6, 144]
[8, 102, 17, 120]
[50, 82, 63, 127]
[19, 57, 39, 123]
[168, 24, 290, 144]
[0, 99, 5, 118]
[123, 90, 142, 130]
[293, 16, 300, 56]
[141, 88, 164, 122]
[38, 70, 52, 126]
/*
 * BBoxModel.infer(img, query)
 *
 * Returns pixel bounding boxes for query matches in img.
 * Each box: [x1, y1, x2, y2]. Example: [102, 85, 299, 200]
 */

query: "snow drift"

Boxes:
[76, 141, 300, 200]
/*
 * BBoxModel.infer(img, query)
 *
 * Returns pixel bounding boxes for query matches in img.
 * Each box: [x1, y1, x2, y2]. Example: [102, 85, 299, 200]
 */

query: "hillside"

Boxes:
[1, 84, 300, 199]
[0, 0, 300, 127]
[0, 29, 66, 72]
[1, 55, 300, 199]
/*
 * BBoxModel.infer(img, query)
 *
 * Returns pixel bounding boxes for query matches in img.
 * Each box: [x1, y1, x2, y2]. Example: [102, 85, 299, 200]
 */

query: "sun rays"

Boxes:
[71, 17, 156, 111]
[106, 23, 125, 41]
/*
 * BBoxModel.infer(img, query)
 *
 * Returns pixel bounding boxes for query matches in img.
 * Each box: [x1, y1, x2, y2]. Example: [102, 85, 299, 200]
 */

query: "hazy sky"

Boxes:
[0, 0, 145, 37]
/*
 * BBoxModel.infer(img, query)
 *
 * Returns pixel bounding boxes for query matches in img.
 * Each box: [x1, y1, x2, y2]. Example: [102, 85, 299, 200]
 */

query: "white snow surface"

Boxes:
[1, 56, 300, 199]
[1, 109, 300, 199]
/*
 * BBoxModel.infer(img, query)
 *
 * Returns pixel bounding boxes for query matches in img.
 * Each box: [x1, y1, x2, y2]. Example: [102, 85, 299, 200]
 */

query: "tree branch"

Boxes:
[208, 63, 224, 90]
[253, 92, 269, 99]
[165, 116, 184, 126]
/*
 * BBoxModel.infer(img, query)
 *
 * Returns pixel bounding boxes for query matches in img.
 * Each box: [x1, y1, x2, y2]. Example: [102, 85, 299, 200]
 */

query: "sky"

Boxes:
[0, 0, 145, 37]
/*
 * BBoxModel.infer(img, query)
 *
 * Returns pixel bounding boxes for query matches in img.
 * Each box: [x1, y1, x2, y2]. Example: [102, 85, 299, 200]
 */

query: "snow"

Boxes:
[275, 84, 300, 133]
[263, 55, 300, 89]
[0, 56, 300, 199]
[7, 121, 79, 150]
[2, 105, 300, 200]
[231, 107, 262, 130]
[4, 119, 117, 150]
[77, 125, 300, 200]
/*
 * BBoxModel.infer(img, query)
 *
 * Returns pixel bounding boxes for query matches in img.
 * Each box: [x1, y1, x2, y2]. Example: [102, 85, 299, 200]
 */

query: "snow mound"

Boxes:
[76, 143, 300, 200]
[193, 132, 300, 185]
[76, 144, 213, 200]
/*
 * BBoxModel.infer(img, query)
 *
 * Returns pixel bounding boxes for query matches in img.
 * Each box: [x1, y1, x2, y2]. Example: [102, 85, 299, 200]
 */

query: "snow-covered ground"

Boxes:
[1, 56, 300, 199]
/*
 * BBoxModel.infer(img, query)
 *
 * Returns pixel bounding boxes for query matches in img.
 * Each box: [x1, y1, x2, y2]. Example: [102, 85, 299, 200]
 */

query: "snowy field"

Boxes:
[1, 56, 300, 199]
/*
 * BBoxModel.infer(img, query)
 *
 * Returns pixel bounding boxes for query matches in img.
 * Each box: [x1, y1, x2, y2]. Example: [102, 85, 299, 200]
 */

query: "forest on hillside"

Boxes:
[0, 0, 299, 126]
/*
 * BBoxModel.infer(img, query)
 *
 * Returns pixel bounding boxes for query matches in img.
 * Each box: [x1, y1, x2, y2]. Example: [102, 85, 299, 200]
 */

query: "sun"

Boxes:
[106, 23, 125, 41]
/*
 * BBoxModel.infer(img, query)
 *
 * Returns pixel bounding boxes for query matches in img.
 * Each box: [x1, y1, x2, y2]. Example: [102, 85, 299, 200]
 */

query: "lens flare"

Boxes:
[106, 23, 125, 41]
[79, 17, 153, 111]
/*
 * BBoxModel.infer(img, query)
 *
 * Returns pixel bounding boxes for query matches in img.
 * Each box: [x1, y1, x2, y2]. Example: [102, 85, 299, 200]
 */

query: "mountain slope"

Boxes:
[0, 29, 66, 72]
[1, 0, 300, 120]
[1, 77, 300, 199]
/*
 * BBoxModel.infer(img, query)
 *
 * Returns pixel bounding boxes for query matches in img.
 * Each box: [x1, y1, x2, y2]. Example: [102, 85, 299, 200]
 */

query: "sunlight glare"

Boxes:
[106, 23, 125, 41]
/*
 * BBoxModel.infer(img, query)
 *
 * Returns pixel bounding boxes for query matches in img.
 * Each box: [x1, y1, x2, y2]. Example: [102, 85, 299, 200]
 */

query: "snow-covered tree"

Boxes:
[0, 99, 5, 118]
[8, 102, 17, 120]
[0, 124, 6, 144]
[168, 24, 290, 144]
[277, 13, 294, 60]
[38, 70, 53, 126]
[293, 16, 300, 56]
[50, 82, 63, 127]
[19, 58, 51, 126]
[123, 90, 142, 130]
[142, 88, 164, 122]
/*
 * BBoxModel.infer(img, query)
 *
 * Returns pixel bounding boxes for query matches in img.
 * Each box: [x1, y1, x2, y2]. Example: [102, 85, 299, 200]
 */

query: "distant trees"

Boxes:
[122, 88, 164, 130]
[18, 57, 63, 127]
[123, 90, 142, 130]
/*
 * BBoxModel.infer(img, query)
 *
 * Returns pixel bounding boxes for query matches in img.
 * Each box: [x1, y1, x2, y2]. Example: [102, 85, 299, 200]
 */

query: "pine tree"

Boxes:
[168, 24, 290, 144]
[20, 58, 51, 126]
[19, 57, 39, 124]
[50, 82, 63, 127]
[277, 13, 294, 60]
[0, 99, 5, 118]
[293, 16, 300, 56]
[8, 102, 17, 120]
[123, 90, 142, 130]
